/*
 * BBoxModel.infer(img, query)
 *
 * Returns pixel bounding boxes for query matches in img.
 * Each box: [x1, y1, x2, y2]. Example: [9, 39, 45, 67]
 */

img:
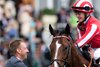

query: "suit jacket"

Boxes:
[5, 56, 28, 67]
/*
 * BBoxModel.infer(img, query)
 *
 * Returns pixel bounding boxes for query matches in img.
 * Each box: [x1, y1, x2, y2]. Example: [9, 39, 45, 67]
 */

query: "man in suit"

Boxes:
[5, 39, 29, 67]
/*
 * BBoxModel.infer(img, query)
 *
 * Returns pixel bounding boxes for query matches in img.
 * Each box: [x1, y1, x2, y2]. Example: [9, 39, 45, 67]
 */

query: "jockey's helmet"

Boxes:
[71, 0, 94, 14]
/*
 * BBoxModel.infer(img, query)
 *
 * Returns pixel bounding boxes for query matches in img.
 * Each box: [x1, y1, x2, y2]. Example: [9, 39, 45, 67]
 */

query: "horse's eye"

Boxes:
[65, 46, 68, 49]
[63, 46, 68, 51]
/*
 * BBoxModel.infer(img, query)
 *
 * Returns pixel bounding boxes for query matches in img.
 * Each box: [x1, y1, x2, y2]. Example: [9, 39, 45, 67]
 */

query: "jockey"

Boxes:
[71, 0, 100, 64]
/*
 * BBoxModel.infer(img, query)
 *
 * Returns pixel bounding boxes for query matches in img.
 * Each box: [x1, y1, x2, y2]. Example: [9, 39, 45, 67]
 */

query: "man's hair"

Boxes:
[9, 39, 24, 55]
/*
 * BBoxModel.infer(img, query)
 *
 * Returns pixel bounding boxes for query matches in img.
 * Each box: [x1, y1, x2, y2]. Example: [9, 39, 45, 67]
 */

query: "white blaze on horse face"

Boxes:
[54, 40, 61, 67]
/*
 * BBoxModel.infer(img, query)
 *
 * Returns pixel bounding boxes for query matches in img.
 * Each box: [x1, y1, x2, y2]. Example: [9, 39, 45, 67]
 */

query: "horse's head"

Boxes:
[49, 24, 90, 67]
[49, 24, 72, 67]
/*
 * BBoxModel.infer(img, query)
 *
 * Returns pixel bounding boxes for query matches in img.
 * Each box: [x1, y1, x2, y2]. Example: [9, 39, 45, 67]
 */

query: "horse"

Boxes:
[49, 24, 93, 67]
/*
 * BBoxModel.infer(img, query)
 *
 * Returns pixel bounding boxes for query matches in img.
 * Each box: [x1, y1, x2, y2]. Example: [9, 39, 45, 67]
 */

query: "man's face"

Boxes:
[74, 11, 85, 23]
[18, 42, 29, 60]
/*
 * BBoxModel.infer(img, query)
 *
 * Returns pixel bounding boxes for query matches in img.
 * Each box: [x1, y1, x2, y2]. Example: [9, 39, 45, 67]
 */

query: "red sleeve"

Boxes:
[76, 24, 98, 48]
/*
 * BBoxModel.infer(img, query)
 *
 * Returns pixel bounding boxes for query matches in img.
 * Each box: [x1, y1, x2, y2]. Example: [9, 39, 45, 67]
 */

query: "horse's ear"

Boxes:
[65, 24, 70, 35]
[49, 24, 55, 35]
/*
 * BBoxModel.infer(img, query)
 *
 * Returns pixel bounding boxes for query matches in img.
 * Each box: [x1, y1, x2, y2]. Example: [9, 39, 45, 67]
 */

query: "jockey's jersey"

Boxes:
[76, 16, 100, 48]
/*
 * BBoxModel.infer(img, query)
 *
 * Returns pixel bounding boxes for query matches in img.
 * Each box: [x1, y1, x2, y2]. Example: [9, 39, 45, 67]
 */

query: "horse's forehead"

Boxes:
[50, 37, 65, 47]
[50, 39, 61, 48]
[56, 40, 61, 48]
[53, 40, 61, 59]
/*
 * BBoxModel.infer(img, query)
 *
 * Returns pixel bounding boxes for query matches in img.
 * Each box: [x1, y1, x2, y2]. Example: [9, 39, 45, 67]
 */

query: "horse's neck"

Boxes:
[71, 45, 89, 67]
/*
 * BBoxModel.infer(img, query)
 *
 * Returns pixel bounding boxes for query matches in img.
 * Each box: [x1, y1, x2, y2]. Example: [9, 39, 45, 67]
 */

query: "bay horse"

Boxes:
[49, 24, 92, 67]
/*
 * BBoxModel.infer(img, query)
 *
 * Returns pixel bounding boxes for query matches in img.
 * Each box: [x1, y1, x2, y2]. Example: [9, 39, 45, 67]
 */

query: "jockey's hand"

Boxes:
[88, 47, 94, 58]
[82, 45, 90, 51]
[74, 43, 78, 47]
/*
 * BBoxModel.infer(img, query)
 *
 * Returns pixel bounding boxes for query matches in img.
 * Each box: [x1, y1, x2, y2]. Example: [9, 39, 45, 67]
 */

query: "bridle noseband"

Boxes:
[50, 59, 69, 67]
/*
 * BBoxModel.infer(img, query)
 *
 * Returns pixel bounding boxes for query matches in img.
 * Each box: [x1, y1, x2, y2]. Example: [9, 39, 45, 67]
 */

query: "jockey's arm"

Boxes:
[76, 24, 98, 48]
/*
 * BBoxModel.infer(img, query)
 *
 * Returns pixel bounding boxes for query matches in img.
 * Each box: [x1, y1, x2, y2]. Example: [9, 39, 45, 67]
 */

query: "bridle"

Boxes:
[50, 35, 72, 67]
[50, 59, 70, 67]
[53, 36, 69, 39]
[50, 35, 92, 67]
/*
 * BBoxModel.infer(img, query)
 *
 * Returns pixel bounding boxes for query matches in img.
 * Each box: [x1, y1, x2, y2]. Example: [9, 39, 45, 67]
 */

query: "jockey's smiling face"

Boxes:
[74, 10, 86, 23]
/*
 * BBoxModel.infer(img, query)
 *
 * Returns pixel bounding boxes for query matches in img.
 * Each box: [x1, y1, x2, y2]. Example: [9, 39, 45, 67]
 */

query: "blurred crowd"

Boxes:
[0, 0, 50, 67]
[0, 0, 100, 67]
